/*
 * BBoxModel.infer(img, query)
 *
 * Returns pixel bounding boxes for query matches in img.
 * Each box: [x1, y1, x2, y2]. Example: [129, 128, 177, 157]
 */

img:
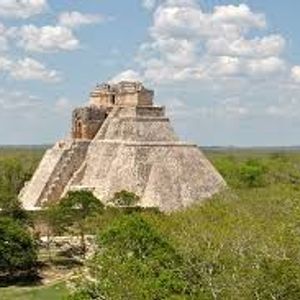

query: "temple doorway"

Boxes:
[75, 120, 83, 139]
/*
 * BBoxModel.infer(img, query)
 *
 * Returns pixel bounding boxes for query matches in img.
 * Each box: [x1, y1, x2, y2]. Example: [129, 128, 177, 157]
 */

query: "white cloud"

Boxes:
[0, 23, 18, 52]
[12, 58, 60, 81]
[211, 4, 266, 30]
[291, 66, 300, 83]
[206, 35, 285, 58]
[19, 25, 79, 52]
[0, 0, 47, 19]
[110, 69, 142, 83]
[135, 1, 287, 83]
[0, 56, 60, 82]
[142, 0, 157, 10]
[246, 57, 286, 76]
[150, 2, 266, 41]
[58, 11, 104, 28]
[0, 57, 12, 71]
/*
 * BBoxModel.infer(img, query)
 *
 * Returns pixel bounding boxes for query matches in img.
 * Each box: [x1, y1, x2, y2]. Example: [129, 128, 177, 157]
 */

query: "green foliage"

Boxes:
[0, 157, 36, 201]
[2, 147, 300, 299]
[212, 151, 300, 189]
[0, 149, 39, 279]
[66, 150, 300, 299]
[0, 196, 31, 225]
[44, 191, 104, 255]
[0, 148, 42, 225]
[54, 191, 104, 230]
[0, 282, 68, 300]
[68, 214, 188, 300]
[111, 190, 140, 206]
[239, 159, 267, 187]
[142, 186, 300, 299]
[0, 217, 37, 276]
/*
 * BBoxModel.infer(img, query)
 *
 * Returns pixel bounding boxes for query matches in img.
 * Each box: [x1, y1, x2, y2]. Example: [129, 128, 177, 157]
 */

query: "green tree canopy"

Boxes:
[68, 214, 187, 300]
[0, 217, 37, 276]
[44, 191, 104, 255]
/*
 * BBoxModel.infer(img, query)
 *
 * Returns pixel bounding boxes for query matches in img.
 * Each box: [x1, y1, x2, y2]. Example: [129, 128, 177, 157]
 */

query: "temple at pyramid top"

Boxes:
[89, 81, 154, 107]
[71, 81, 157, 140]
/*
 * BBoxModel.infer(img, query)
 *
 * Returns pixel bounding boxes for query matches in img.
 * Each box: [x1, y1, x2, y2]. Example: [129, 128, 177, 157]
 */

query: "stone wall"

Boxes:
[20, 140, 90, 210]
[72, 140, 225, 212]
[20, 140, 73, 210]
[38, 141, 90, 206]
[93, 106, 178, 142]
[72, 106, 108, 140]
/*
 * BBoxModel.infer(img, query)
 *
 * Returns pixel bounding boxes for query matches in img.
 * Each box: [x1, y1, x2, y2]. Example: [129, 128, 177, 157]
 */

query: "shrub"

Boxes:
[110, 190, 140, 206]
[239, 159, 267, 188]
[0, 217, 37, 277]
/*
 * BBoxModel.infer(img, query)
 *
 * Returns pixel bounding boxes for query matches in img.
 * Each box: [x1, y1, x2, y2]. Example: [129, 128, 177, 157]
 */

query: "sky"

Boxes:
[1, 0, 300, 146]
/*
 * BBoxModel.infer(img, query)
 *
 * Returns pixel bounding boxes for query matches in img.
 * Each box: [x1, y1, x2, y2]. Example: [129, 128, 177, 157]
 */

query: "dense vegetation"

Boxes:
[1, 147, 300, 299]
[0, 148, 43, 283]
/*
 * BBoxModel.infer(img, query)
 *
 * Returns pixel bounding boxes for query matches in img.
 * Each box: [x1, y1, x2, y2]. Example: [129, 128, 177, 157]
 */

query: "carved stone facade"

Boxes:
[20, 81, 226, 212]
[89, 81, 154, 107]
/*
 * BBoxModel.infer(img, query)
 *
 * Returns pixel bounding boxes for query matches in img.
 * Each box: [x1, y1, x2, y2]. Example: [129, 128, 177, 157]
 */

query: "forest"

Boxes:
[1, 146, 300, 299]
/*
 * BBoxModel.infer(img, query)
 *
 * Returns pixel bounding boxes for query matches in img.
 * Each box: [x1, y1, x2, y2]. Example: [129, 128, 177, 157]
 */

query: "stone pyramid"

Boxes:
[20, 81, 226, 212]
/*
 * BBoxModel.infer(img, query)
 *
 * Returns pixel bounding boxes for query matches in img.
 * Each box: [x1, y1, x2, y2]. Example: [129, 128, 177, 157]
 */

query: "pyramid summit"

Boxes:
[20, 81, 226, 212]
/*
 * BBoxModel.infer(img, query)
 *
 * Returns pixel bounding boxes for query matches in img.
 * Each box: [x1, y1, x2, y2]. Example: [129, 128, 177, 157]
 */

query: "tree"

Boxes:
[0, 195, 31, 226]
[0, 157, 32, 226]
[0, 158, 31, 198]
[67, 214, 187, 299]
[110, 190, 140, 206]
[45, 191, 104, 257]
[0, 217, 37, 278]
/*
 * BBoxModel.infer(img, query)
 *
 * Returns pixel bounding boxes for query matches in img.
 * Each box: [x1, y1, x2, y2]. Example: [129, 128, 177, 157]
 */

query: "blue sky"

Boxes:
[0, 0, 300, 146]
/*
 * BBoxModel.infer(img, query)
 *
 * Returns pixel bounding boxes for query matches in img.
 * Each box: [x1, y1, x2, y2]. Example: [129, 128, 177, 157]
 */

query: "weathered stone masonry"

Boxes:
[20, 81, 226, 212]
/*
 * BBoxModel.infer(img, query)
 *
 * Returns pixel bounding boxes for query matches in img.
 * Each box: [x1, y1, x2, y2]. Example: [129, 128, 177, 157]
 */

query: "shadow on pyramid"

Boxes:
[20, 82, 226, 212]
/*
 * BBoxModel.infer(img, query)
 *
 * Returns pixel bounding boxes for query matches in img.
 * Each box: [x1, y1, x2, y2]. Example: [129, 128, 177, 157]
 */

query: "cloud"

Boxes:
[150, 2, 265, 40]
[246, 57, 286, 76]
[54, 97, 71, 114]
[266, 98, 300, 118]
[0, 23, 18, 52]
[0, 23, 9, 51]
[211, 4, 266, 30]
[0, 56, 61, 82]
[110, 69, 142, 83]
[0, 57, 12, 71]
[142, 0, 157, 10]
[206, 35, 285, 58]
[19, 25, 79, 52]
[134, 1, 287, 83]
[291, 66, 300, 83]
[0, 0, 47, 19]
[0, 90, 41, 111]
[58, 11, 105, 28]
[165, 96, 251, 120]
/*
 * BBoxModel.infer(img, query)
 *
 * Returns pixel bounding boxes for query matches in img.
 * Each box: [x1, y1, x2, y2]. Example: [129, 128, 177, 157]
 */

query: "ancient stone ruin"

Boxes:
[20, 81, 226, 212]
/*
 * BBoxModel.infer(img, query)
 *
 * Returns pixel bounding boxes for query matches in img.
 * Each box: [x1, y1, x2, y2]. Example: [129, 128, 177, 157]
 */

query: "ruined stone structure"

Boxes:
[20, 81, 226, 212]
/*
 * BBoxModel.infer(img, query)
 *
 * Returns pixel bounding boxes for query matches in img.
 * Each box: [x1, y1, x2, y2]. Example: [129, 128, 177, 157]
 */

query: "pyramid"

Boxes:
[20, 81, 226, 212]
